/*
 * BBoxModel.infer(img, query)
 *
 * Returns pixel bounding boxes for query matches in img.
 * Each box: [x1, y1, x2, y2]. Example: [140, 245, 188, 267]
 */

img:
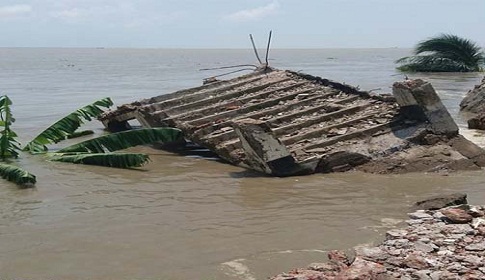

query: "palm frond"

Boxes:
[50, 153, 150, 168]
[397, 34, 484, 72]
[57, 128, 184, 153]
[415, 34, 484, 69]
[24, 97, 113, 153]
[0, 163, 36, 186]
[396, 55, 469, 72]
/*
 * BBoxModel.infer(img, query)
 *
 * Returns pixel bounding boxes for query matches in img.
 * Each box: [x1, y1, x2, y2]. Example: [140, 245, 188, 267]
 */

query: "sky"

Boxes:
[1, 0, 484, 48]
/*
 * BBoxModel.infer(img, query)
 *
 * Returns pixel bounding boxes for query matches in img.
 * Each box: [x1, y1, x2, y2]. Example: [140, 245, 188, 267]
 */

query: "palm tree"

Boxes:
[396, 34, 485, 72]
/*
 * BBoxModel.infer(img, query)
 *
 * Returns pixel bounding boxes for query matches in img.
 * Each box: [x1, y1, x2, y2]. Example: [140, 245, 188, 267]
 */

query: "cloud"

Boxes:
[224, 1, 280, 22]
[50, 5, 120, 22]
[124, 11, 187, 28]
[49, 2, 185, 27]
[0, 4, 32, 19]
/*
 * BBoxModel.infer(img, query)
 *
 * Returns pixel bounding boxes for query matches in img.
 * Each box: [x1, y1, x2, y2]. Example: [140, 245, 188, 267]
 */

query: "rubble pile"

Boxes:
[271, 202, 485, 280]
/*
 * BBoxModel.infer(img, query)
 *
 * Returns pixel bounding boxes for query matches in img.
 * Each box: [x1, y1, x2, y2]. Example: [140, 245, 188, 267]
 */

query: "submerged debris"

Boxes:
[99, 67, 485, 176]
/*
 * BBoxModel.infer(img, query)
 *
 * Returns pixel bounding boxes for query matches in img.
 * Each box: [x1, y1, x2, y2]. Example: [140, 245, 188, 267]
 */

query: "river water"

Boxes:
[0, 48, 484, 279]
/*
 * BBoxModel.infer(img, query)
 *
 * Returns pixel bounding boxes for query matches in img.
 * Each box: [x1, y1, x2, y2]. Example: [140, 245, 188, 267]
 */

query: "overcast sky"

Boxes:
[1, 0, 484, 48]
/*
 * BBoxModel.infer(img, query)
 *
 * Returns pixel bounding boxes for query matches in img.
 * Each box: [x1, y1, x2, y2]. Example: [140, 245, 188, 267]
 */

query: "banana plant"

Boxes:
[0, 95, 36, 186]
[24, 97, 113, 153]
[0, 163, 36, 186]
[0, 95, 185, 187]
[50, 128, 184, 168]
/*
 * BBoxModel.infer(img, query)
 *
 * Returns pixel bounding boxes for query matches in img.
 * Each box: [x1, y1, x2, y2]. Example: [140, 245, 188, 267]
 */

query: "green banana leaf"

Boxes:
[24, 97, 113, 153]
[66, 130, 94, 139]
[57, 128, 184, 153]
[0, 95, 20, 159]
[50, 153, 150, 168]
[0, 163, 36, 186]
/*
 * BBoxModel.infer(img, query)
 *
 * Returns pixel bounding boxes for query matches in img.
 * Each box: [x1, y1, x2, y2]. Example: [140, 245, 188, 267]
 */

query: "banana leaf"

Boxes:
[57, 128, 184, 153]
[50, 153, 150, 168]
[24, 97, 113, 153]
[0, 163, 36, 186]
[66, 130, 94, 139]
[0, 95, 20, 159]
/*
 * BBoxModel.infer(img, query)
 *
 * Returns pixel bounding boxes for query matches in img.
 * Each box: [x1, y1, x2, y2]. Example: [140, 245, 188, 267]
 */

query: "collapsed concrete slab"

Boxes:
[99, 67, 485, 176]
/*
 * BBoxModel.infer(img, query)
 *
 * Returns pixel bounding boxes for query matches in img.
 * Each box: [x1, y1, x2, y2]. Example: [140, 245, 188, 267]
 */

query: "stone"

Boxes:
[447, 263, 466, 272]
[335, 257, 386, 279]
[467, 112, 485, 130]
[438, 271, 461, 280]
[327, 250, 351, 266]
[437, 250, 453, 256]
[429, 271, 442, 280]
[442, 224, 474, 234]
[471, 218, 485, 228]
[407, 219, 424, 225]
[386, 229, 408, 239]
[404, 253, 429, 269]
[460, 76, 485, 114]
[433, 211, 446, 219]
[412, 270, 432, 280]
[441, 208, 473, 223]
[468, 206, 484, 217]
[413, 193, 468, 210]
[465, 242, 485, 251]
[307, 262, 340, 273]
[408, 211, 433, 220]
[356, 246, 388, 261]
[477, 225, 485, 236]
[414, 241, 437, 253]
[462, 255, 483, 266]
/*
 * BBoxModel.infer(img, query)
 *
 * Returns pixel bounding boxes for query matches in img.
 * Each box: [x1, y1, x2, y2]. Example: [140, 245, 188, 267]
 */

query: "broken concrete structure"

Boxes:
[460, 76, 485, 114]
[99, 67, 485, 176]
[461, 76, 485, 130]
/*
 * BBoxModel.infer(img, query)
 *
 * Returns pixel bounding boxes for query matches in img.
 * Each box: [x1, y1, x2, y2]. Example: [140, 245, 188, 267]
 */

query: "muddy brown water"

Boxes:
[0, 48, 484, 279]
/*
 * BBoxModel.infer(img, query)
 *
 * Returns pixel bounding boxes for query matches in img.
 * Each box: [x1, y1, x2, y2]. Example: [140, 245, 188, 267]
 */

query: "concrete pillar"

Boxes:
[231, 118, 314, 176]
[393, 79, 458, 136]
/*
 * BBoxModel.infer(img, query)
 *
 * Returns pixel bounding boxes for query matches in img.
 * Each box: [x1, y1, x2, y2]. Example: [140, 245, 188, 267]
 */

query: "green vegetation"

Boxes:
[0, 95, 36, 186]
[0, 164, 36, 186]
[0, 95, 184, 187]
[24, 97, 113, 153]
[0, 96, 20, 159]
[51, 128, 183, 168]
[396, 34, 485, 72]
[49, 153, 150, 168]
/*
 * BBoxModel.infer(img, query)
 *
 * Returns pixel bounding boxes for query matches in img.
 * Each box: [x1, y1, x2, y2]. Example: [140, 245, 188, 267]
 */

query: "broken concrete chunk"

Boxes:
[393, 79, 458, 136]
[231, 118, 313, 176]
[467, 111, 485, 130]
[460, 76, 485, 114]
